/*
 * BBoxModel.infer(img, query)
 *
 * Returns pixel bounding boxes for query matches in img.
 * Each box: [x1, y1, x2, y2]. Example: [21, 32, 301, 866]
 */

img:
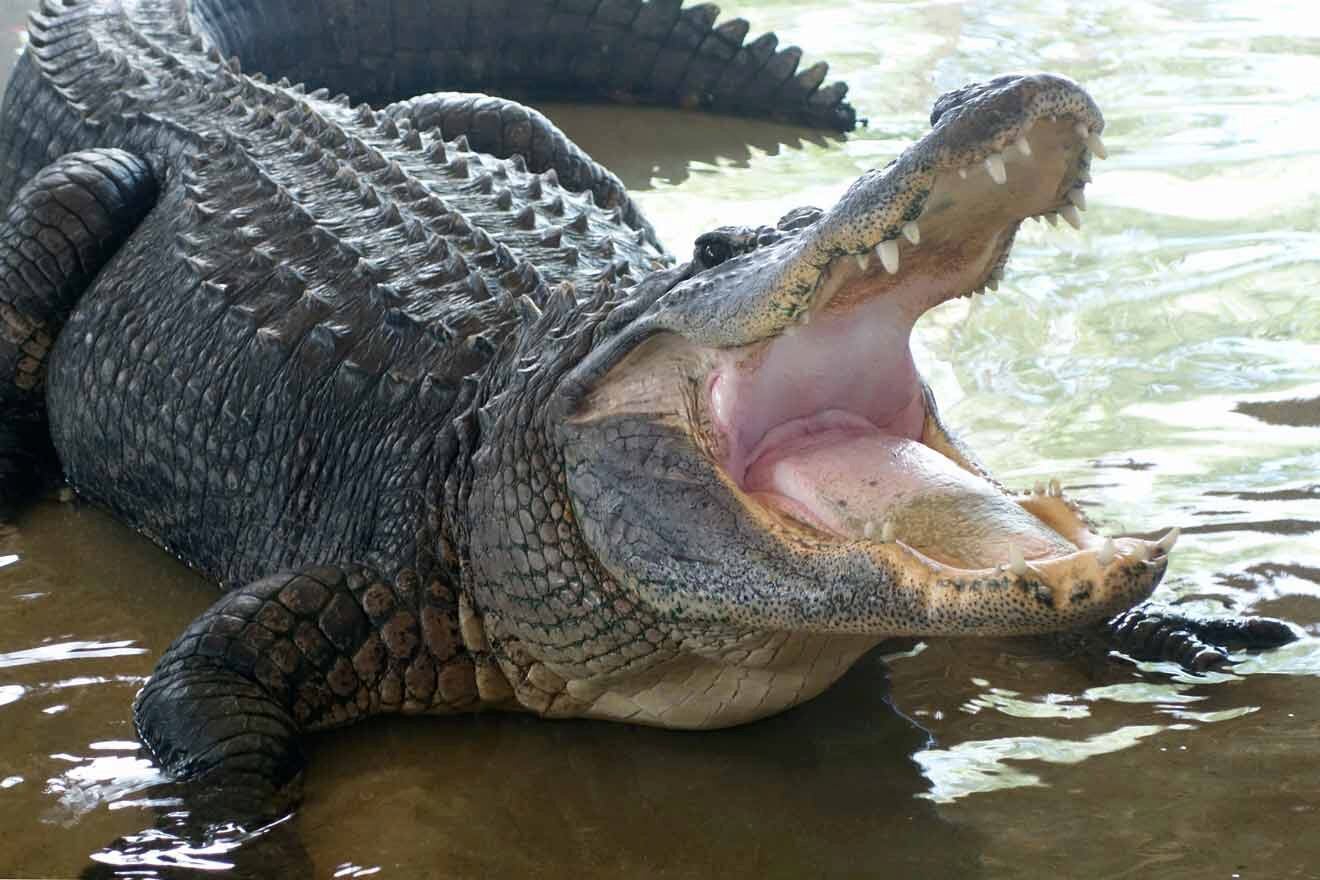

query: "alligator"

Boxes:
[0, 0, 1296, 824]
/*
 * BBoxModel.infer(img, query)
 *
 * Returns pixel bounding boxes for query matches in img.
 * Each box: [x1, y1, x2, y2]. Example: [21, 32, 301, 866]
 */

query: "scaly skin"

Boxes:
[0, 0, 1295, 824]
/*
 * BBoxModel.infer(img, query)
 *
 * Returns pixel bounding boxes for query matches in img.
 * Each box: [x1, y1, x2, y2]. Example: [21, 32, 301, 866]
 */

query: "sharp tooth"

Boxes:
[958, 167, 969, 179]
[1008, 545, 1028, 577]
[901, 221, 921, 245]
[855, 252, 871, 271]
[1015, 134, 1032, 157]
[985, 153, 1007, 185]
[1044, 212, 1059, 227]
[876, 239, 900, 274]
[1060, 204, 1083, 229]
[881, 519, 896, 543]
[1067, 188, 1087, 211]
[1156, 527, 1180, 552]
[1087, 133, 1108, 159]
[863, 520, 877, 540]
[1033, 481, 1046, 496]
[1097, 538, 1116, 566]
[1048, 478, 1062, 497]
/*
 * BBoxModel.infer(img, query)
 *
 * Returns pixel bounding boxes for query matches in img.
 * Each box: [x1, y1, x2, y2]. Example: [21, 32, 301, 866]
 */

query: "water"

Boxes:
[2, 1, 1319, 876]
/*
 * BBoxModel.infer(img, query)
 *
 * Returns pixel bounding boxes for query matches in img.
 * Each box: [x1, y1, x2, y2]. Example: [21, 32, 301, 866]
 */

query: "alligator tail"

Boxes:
[183, 0, 856, 131]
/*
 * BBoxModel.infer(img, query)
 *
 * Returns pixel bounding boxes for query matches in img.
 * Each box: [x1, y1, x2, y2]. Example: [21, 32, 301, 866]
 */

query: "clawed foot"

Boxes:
[1105, 605, 1299, 672]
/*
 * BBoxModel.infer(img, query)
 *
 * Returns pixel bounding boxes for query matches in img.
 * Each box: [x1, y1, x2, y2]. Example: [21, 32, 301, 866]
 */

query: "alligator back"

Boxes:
[0, 0, 852, 588]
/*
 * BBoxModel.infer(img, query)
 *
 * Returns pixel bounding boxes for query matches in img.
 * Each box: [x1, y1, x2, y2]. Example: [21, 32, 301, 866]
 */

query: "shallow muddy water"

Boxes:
[2, 0, 1320, 877]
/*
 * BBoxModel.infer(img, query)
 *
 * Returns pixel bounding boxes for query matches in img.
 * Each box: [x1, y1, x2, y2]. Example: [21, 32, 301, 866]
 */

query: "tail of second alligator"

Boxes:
[187, 0, 856, 130]
[1, 0, 856, 210]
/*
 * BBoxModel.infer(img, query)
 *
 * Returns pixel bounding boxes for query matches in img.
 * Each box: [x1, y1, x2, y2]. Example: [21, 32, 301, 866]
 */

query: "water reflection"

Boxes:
[295, 653, 986, 879]
[915, 724, 1167, 804]
[543, 103, 839, 192]
[0, 641, 147, 669]
[46, 748, 164, 821]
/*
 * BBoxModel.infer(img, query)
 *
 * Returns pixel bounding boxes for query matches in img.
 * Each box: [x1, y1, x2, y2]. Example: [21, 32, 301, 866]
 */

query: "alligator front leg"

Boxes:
[1104, 605, 1298, 671]
[0, 149, 158, 520]
[134, 564, 479, 819]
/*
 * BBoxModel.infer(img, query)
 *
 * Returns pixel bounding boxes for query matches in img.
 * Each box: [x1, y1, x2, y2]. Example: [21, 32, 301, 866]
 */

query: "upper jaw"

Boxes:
[553, 73, 1104, 419]
[629, 72, 1105, 354]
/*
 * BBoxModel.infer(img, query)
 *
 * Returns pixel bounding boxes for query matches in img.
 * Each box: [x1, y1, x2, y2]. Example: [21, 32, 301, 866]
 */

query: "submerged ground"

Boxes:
[2, 0, 1319, 876]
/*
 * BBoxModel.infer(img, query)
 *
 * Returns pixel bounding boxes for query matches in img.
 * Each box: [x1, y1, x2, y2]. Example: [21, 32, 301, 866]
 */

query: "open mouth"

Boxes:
[706, 113, 1178, 579]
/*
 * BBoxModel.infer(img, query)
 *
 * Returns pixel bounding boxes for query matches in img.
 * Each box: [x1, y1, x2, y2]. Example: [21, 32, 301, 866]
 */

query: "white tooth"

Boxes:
[901, 221, 921, 246]
[1008, 545, 1028, 577]
[1060, 204, 1083, 230]
[1087, 133, 1108, 159]
[1157, 527, 1180, 552]
[855, 252, 871, 271]
[985, 153, 1007, 185]
[1097, 538, 1116, 566]
[1048, 478, 1062, 497]
[1015, 134, 1032, 157]
[958, 167, 969, 179]
[863, 520, 877, 539]
[1067, 188, 1087, 211]
[1044, 212, 1059, 227]
[876, 239, 900, 274]
[881, 519, 896, 543]
[1033, 481, 1046, 495]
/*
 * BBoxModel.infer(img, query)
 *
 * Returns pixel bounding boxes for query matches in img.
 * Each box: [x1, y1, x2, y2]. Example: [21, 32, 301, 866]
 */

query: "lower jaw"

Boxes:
[737, 413, 1078, 570]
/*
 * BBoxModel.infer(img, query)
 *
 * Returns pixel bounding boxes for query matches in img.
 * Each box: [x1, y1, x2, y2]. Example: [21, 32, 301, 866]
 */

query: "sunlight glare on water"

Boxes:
[0, 0, 1318, 877]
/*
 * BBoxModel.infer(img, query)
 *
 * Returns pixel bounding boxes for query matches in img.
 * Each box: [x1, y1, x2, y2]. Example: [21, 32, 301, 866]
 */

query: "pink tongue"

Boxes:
[744, 429, 1073, 568]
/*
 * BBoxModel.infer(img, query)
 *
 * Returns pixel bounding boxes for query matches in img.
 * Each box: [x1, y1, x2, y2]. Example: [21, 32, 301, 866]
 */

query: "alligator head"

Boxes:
[466, 74, 1175, 729]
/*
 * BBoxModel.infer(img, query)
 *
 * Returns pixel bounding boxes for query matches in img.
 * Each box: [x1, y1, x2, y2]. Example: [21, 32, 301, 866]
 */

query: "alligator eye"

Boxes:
[695, 236, 735, 268]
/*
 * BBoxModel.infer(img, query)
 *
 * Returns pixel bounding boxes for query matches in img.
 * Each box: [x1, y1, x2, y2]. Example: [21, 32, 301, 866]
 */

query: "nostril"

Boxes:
[929, 74, 1028, 127]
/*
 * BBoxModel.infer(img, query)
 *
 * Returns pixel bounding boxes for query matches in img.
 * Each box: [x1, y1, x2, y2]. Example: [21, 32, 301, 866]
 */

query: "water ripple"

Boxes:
[0, 640, 147, 669]
[915, 725, 1167, 804]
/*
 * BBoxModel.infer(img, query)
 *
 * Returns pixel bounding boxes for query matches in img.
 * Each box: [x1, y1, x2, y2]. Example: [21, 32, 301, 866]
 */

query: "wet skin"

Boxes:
[0, 0, 1296, 846]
